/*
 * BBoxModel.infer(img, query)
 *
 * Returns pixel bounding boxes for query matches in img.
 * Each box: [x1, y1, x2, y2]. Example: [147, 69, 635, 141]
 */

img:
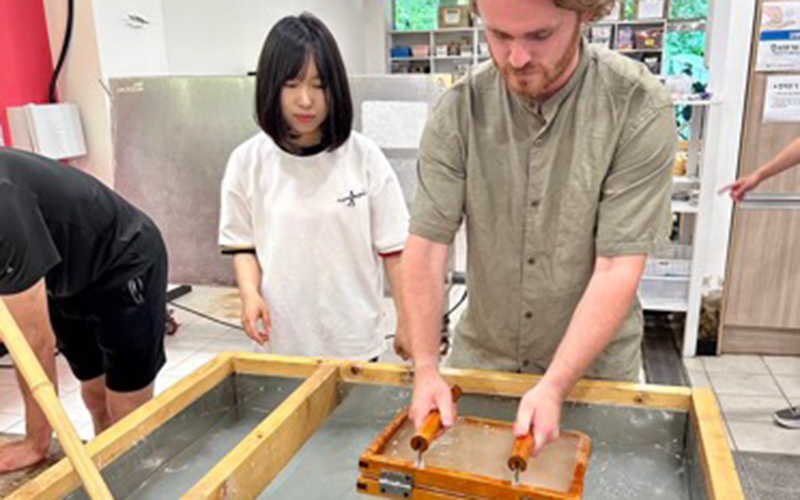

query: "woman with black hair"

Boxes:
[219, 13, 409, 361]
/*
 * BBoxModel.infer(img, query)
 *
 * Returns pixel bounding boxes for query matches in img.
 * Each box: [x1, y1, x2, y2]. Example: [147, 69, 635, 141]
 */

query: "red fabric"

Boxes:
[0, 0, 54, 146]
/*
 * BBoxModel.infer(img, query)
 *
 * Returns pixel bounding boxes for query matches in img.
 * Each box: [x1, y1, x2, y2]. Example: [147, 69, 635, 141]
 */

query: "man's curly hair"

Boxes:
[472, 0, 616, 21]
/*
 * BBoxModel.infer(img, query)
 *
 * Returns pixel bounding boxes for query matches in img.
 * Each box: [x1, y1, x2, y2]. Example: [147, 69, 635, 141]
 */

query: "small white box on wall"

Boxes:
[7, 103, 87, 159]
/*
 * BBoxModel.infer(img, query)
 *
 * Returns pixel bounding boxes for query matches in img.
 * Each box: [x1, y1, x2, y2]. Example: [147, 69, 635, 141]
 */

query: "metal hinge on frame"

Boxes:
[379, 471, 413, 498]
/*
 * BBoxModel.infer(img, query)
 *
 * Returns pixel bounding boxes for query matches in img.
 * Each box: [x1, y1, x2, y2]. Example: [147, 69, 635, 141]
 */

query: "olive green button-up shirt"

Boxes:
[410, 44, 676, 381]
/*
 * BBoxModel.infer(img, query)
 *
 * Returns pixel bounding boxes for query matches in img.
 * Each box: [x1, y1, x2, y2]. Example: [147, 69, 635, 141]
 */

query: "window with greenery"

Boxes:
[394, 0, 439, 31]
[669, 0, 709, 20]
[665, 29, 708, 82]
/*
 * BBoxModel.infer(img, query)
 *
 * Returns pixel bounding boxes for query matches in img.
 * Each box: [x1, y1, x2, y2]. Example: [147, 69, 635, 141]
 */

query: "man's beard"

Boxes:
[496, 21, 581, 101]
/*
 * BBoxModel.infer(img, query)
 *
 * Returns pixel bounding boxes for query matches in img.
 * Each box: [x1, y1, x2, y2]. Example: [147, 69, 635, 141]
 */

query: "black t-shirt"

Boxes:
[0, 149, 163, 298]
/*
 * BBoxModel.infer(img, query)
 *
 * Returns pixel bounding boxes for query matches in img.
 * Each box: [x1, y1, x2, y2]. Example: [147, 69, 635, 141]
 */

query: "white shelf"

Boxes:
[596, 18, 667, 26]
[673, 98, 723, 106]
[390, 27, 483, 35]
[673, 175, 700, 185]
[433, 55, 474, 60]
[432, 28, 477, 34]
[390, 30, 435, 35]
[672, 200, 699, 214]
[639, 294, 690, 312]
[617, 48, 663, 54]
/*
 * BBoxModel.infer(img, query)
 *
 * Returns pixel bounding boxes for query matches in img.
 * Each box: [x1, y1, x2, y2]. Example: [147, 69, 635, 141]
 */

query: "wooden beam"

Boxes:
[339, 363, 692, 411]
[232, 352, 325, 378]
[0, 300, 113, 500]
[691, 388, 745, 500]
[230, 354, 691, 410]
[182, 364, 341, 499]
[9, 354, 234, 500]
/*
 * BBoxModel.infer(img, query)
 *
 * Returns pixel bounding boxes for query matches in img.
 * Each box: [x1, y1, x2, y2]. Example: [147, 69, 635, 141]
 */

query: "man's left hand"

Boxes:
[512, 382, 565, 457]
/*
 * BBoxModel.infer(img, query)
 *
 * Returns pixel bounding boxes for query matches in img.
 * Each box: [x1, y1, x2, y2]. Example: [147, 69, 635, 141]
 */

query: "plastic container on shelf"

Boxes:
[390, 46, 413, 59]
[638, 275, 690, 306]
[411, 45, 430, 57]
[645, 258, 691, 277]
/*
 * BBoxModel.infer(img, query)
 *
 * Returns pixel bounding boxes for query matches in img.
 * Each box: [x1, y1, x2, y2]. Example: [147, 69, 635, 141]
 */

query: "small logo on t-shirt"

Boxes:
[4, 267, 13, 275]
[337, 190, 367, 207]
[127, 277, 146, 305]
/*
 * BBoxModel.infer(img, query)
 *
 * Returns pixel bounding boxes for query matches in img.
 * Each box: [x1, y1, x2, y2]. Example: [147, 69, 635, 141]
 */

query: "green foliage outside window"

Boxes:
[665, 29, 708, 140]
[394, 0, 439, 30]
[669, 0, 709, 20]
[665, 30, 708, 81]
[395, 0, 709, 29]
[623, 0, 637, 20]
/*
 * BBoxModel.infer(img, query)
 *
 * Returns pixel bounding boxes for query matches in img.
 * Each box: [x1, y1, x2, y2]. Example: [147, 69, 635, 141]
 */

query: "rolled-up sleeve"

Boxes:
[596, 104, 676, 257]
[368, 147, 410, 255]
[409, 99, 466, 245]
[218, 152, 256, 254]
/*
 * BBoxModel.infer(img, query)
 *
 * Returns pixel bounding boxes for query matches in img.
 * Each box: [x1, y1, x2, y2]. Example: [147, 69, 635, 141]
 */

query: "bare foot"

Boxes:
[0, 439, 49, 473]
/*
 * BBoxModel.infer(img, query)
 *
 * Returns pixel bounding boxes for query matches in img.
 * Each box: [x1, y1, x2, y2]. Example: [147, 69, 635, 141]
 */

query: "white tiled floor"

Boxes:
[684, 353, 800, 456]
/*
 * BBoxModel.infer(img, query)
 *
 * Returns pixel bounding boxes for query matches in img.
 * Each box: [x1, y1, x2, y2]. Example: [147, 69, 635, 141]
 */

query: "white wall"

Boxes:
[43, 0, 114, 185]
[39, 0, 389, 186]
[161, 0, 388, 76]
[92, 0, 169, 78]
[363, 0, 393, 74]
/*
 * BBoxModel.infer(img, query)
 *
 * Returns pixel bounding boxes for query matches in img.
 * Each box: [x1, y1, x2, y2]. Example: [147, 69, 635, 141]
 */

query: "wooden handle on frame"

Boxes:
[0, 299, 113, 500]
[411, 385, 463, 452]
[508, 433, 534, 472]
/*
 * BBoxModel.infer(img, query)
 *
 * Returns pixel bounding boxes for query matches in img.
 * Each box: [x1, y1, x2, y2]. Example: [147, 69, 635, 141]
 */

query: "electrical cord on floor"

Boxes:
[168, 301, 244, 331]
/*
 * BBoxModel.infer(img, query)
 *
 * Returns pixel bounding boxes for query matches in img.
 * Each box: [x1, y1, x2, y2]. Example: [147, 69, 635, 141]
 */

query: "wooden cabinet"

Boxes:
[720, 0, 800, 354]
[723, 209, 800, 354]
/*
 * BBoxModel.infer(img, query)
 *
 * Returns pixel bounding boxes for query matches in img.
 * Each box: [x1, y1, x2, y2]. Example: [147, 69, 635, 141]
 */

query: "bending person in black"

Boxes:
[0, 149, 168, 471]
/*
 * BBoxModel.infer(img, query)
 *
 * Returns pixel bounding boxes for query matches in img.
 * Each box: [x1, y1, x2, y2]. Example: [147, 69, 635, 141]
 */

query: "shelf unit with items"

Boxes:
[390, 15, 705, 81]
[638, 99, 721, 318]
[388, 27, 490, 78]
[587, 18, 667, 75]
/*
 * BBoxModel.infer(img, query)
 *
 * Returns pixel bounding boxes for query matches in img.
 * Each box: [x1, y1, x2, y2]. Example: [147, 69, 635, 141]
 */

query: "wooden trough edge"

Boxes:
[691, 387, 746, 500]
[13, 353, 732, 499]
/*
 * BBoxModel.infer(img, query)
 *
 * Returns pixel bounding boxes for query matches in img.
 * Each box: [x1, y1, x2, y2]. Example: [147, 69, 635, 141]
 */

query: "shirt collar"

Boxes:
[515, 39, 590, 124]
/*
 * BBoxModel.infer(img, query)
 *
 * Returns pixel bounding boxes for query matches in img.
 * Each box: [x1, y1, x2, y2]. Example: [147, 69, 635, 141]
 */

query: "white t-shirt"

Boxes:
[219, 131, 409, 360]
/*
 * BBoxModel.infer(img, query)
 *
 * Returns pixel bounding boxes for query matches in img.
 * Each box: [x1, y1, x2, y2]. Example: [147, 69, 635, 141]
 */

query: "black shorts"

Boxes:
[48, 243, 168, 392]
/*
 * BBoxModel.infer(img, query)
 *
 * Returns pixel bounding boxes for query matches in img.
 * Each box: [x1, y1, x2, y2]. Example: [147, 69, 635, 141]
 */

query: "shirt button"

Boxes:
[534, 139, 543, 147]
[522, 360, 531, 367]
[524, 312, 533, 319]
[528, 257, 536, 266]
[530, 200, 540, 208]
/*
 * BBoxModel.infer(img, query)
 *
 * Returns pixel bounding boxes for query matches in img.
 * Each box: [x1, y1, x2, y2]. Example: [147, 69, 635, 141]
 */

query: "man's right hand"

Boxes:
[409, 366, 456, 429]
[241, 294, 271, 345]
[0, 438, 49, 473]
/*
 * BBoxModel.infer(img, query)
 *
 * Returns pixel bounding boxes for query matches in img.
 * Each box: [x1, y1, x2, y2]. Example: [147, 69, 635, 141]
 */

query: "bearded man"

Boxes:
[402, 0, 676, 455]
